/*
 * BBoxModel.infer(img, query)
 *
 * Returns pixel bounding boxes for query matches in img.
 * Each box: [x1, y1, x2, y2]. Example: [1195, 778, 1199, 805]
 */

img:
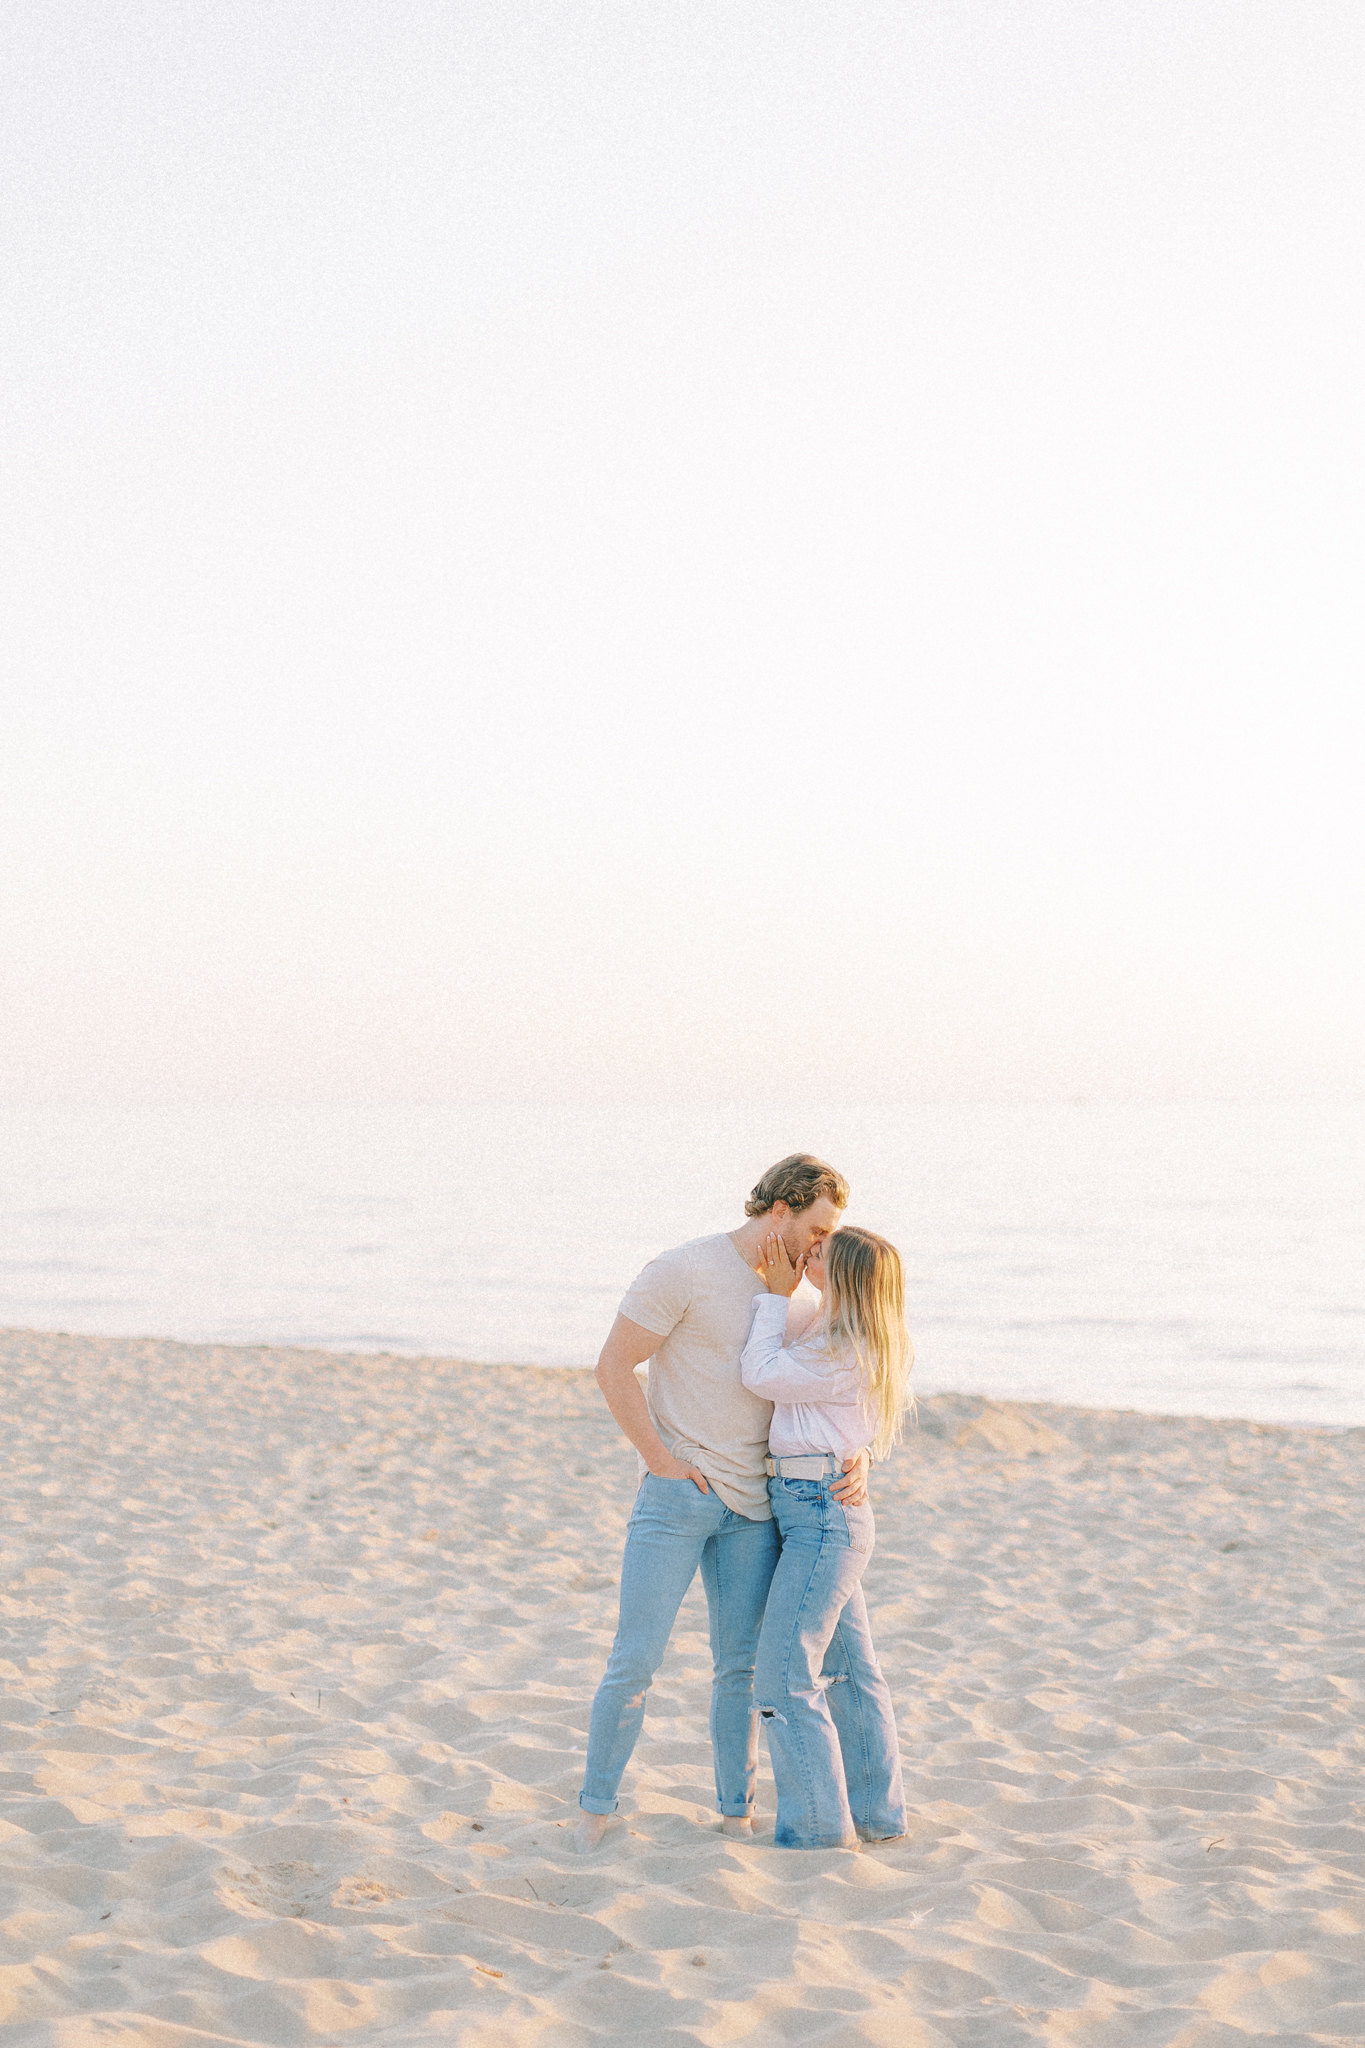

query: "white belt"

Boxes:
[764, 1452, 841, 1479]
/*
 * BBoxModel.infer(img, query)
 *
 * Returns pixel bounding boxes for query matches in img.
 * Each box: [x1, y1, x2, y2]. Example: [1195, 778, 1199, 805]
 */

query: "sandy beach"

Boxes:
[1, 1328, 1361, 2047]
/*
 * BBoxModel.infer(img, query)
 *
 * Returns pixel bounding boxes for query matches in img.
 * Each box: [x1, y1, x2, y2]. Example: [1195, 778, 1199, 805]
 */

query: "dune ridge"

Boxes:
[1, 1328, 1361, 2045]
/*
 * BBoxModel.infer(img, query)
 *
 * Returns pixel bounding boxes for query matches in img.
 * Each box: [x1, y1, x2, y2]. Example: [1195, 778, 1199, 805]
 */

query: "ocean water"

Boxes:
[1, 1103, 1361, 1426]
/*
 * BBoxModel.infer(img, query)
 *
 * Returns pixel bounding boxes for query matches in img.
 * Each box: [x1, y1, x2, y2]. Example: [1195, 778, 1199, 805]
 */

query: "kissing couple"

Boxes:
[575, 1152, 913, 1853]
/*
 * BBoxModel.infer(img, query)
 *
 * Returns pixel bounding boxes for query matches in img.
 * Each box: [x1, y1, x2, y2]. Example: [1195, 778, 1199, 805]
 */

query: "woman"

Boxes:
[740, 1225, 912, 1849]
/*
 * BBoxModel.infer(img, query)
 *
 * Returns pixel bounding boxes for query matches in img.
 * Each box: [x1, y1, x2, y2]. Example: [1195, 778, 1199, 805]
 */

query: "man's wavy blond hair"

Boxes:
[823, 1226, 914, 1460]
[744, 1153, 850, 1218]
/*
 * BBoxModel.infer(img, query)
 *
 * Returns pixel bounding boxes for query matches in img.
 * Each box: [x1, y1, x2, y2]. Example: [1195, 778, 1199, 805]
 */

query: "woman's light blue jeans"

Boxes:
[579, 1474, 781, 1818]
[754, 1469, 907, 1849]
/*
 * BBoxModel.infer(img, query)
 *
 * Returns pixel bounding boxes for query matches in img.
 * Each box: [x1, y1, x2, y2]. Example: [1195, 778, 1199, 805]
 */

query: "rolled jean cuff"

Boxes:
[578, 1792, 618, 1815]
[718, 1801, 753, 1818]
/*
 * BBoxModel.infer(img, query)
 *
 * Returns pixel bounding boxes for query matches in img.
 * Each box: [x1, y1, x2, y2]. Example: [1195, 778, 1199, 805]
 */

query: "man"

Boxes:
[574, 1152, 869, 1852]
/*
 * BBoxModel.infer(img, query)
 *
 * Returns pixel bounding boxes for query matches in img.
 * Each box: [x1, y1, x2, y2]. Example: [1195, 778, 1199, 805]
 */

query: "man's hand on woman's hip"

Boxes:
[830, 1446, 871, 1507]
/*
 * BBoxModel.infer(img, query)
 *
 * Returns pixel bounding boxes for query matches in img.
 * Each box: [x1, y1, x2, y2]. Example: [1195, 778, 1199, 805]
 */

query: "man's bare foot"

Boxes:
[721, 1815, 754, 1837]
[573, 1812, 614, 1854]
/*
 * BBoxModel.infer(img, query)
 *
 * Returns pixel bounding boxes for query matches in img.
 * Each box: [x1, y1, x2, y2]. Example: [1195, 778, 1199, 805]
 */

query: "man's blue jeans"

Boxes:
[579, 1475, 781, 1817]
[754, 1471, 907, 1848]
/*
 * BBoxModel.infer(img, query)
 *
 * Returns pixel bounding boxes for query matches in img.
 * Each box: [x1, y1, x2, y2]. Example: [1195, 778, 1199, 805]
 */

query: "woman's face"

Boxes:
[805, 1235, 828, 1291]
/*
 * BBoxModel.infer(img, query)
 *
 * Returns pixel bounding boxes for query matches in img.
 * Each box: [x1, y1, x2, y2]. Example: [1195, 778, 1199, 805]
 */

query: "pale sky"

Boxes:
[3, 2, 1361, 1104]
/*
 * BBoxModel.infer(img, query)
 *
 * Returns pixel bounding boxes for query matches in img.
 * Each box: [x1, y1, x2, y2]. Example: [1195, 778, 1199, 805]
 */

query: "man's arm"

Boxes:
[595, 1313, 712, 1494]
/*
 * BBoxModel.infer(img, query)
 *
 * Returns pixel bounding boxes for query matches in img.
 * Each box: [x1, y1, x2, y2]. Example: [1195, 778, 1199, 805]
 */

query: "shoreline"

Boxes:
[2, 1326, 1361, 2044]
[3, 1323, 1359, 1438]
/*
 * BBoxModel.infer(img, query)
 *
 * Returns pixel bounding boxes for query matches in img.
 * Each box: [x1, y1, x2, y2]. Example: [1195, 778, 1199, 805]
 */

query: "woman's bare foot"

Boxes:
[721, 1815, 754, 1837]
[573, 1812, 615, 1854]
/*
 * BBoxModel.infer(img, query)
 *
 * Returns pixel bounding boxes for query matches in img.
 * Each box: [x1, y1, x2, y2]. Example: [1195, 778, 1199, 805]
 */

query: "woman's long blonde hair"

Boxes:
[823, 1227, 914, 1460]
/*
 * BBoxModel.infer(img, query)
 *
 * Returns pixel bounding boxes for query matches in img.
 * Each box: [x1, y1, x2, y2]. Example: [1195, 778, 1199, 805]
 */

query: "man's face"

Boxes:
[773, 1196, 844, 1267]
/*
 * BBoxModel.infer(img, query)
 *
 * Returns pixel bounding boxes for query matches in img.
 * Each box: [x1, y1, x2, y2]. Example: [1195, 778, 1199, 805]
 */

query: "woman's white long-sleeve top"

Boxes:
[739, 1291, 873, 1461]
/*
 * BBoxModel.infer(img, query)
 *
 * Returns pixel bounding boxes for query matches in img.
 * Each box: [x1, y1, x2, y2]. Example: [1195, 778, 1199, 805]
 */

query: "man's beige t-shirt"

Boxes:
[620, 1232, 776, 1520]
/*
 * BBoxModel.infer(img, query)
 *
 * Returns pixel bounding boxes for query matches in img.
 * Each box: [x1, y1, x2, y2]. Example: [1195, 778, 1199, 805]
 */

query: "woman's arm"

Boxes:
[740, 1293, 864, 1406]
